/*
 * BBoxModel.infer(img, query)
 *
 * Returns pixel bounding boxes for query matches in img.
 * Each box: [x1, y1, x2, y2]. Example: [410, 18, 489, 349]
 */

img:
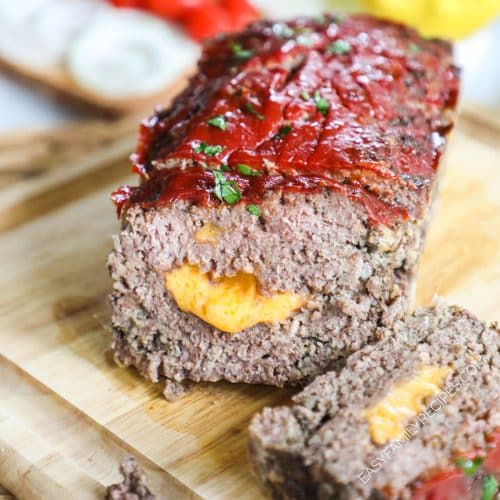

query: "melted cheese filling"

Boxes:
[165, 264, 303, 334]
[363, 365, 451, 445]
[195, 223, 221, 243]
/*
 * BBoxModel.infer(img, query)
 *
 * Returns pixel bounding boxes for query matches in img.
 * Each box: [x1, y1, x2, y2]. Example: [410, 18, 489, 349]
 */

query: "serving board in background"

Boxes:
[0, 103, 498, 499]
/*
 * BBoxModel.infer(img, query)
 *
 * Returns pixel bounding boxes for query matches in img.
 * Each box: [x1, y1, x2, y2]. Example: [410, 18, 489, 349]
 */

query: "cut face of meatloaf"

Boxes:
[108, 14, 460, 389]
[248, 304, 500, 500]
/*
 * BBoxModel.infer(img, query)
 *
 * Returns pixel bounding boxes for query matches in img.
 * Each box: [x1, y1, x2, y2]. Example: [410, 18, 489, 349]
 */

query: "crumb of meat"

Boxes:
[106, 456, 155, 500]
[163, 379, 192, 401]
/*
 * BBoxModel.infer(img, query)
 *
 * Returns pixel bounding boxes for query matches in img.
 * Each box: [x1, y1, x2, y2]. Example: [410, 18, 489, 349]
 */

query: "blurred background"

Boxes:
[0, 0, 499, 131]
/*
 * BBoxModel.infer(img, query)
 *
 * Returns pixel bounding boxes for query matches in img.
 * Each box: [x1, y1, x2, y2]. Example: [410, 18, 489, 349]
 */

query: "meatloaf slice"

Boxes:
[249, 304, 500, 499]
[108, 14, 460, 390]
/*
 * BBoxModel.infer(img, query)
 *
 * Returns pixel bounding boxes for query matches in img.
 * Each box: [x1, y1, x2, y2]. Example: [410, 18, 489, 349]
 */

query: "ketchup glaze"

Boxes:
[113, 14, 460, 225]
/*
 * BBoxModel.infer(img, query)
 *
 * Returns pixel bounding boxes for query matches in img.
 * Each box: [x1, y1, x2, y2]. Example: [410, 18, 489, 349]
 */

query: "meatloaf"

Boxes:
[108, 14, 460, 391]
[249, 304, 500, 499]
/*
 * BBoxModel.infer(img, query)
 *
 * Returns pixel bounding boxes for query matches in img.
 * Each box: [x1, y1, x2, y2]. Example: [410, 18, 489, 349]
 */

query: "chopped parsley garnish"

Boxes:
[327, 39, 351, 55]
[455, 457, 483, 477]
[237, 163, 260, 176]
[274, 124, 292, 139]
[273, 26, 314, 45]
[313, 91, 329, 116]
[296, 34, 313, 46]
[315, 14, 327, 26]
[213, 170, 241, 204]
[194, 142, 225, 156]
[220, 164, 231, 172]
[208, 115, 227, 131]
[273, 23, 294, 38]
[243, 102, 264, 121]
[409, 42, 421, 53]
[300, 91, 310, 101]
[482, 475, 498, 500]
[246, 204, 261, 216]
[230, 42, 254, 60]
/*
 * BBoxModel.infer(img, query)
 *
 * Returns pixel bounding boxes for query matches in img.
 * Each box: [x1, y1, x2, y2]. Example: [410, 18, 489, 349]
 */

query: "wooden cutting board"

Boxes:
[0, 103, 498, 500]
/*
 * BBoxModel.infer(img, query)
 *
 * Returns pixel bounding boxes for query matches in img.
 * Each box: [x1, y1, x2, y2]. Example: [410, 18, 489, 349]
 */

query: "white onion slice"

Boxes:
[0, 0, 51, 67]
[67, 8, 199, 99]
[0, 0, 102, 68]
[34, 0, 104, 63]
[0, 0, 48, 26]
[250, 0, 328, 18]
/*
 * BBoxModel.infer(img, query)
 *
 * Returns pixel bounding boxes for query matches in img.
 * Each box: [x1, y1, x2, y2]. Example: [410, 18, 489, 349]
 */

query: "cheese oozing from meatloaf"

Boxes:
[165, 264, 303, 333]
[363, 365, 451, 444]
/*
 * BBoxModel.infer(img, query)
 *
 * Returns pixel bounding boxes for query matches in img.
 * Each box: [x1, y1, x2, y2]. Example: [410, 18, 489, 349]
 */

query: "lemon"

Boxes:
[362, 0, 500, 39]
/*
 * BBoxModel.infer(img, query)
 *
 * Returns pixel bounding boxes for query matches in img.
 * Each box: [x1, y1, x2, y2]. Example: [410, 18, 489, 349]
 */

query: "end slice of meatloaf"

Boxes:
[248, 304, 500, 500]
[108, 14, 460, 389]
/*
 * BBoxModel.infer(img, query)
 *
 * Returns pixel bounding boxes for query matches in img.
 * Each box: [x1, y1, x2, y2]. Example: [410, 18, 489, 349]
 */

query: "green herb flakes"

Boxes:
[300, 91, 310, 101]
[220, 164, 231, 172]
[194, 142, 225, 156]
[482, 475, 498, 500]
[409, 43, 421, 53]
[246, 204, 261, 216]
[213, 170, 241, 205]
[208, 115, 227, 131]
[327, 39, 351, 55]
[455, 457, 483, 477]
[315, 14, 327, 26]
[275, 124, 292, 139]
[296, 34, 312, 46]
[230, 42, 254, 60]
[237, 164, 260, 176]
[243, 102, 264, 121]
[273, 23, 294, 38]
[313, 91, 329, 116]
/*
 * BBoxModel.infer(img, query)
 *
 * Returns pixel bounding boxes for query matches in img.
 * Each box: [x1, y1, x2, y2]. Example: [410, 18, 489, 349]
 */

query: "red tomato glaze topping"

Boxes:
[113, 14, 460, 224]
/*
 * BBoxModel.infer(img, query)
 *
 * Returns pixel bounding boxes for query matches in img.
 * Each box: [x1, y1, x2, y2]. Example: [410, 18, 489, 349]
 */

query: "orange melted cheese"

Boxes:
[165, 264, 303, 334]
[363, 365, 451, 445]
[195, 223, 221, 243]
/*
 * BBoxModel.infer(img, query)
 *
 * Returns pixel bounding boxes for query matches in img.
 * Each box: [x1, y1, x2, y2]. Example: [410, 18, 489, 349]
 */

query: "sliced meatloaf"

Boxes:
[108, 14, 460, 390]
[249, 304, 500, 499]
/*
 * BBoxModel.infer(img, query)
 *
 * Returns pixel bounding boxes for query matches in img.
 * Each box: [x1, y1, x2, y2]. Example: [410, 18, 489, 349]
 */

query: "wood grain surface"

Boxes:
[0, 103, 498, 499]
[0, 485, 13, 500]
